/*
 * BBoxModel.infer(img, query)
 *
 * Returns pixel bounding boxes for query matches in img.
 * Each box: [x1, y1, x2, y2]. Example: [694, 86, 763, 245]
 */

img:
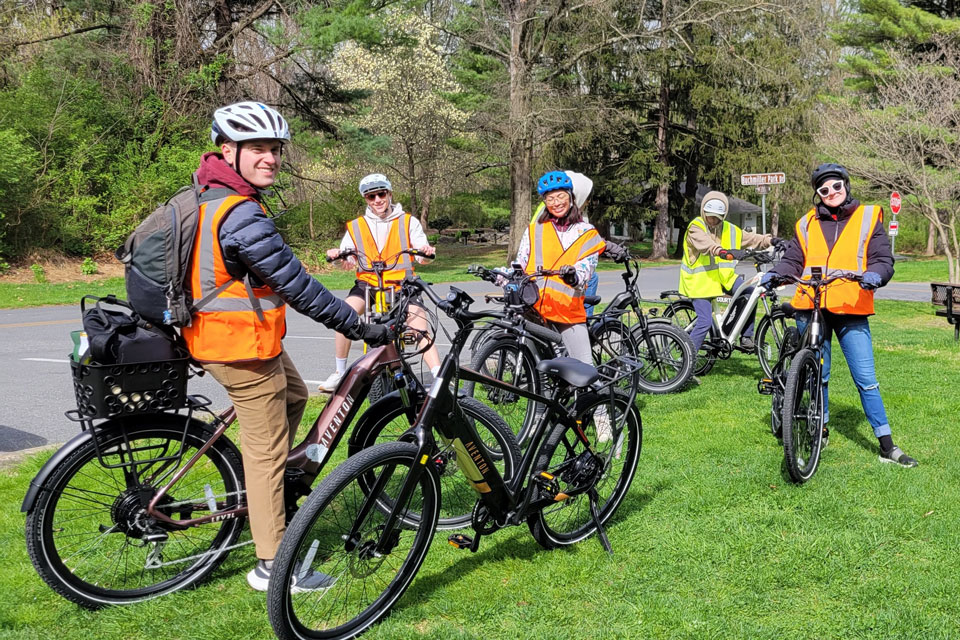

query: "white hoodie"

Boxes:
[339, 202, 429, 253]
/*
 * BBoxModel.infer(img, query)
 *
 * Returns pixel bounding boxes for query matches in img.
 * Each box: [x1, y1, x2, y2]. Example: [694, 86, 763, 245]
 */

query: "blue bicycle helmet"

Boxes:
[537, 171, 573, 197]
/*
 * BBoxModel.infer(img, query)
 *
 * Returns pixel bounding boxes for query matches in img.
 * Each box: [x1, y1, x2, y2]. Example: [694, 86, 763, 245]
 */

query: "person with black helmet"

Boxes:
[186, 102, 391, 591]
[680, 190, 782, 355]
[763, 163, 917, 468]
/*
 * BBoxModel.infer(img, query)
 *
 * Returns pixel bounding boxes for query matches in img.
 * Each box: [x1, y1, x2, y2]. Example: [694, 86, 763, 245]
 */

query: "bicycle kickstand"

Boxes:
[588, 488, 613, 555]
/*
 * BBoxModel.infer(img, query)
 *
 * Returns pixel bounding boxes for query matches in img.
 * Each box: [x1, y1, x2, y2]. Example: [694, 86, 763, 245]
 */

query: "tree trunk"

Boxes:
[506, 5, 533, 261]
[308, 198, 315, 241]
[771, 197, 780, 237]
[650, 79, 671, 260]
[405, 144, 419, 219]
[925, 219, 937, 256]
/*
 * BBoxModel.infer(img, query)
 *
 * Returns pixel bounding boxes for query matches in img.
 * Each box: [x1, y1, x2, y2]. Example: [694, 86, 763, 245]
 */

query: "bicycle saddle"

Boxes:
[584, 295, 601, 306]
[536, 357, 600, 388]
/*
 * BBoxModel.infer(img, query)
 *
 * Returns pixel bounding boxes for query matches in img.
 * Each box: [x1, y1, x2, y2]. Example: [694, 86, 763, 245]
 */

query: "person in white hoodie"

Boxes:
[319, 173, 439, 391]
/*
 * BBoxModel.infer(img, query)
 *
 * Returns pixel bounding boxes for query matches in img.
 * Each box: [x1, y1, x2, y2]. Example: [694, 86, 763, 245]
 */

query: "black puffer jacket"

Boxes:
[195, 152, 359, 336]
[219, 200, 359, 334]
[772, 198, 894, 285]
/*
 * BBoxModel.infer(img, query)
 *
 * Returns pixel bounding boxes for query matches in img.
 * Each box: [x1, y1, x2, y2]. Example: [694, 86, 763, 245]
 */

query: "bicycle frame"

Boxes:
[358, 279, 637, 554]
[143, 340, 419, 529]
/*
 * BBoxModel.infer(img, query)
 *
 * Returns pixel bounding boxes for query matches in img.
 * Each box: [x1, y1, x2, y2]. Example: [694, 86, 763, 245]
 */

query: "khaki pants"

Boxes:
[204, 350, 309, 560]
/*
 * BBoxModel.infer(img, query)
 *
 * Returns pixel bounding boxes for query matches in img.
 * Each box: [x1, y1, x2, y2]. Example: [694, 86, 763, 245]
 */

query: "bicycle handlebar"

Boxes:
[327, 247, 434, 266]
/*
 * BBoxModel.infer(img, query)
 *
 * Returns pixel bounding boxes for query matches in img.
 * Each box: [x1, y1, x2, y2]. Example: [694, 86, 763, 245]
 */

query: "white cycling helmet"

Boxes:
[359, 173, 392, 195]
[700, 191, 729, 220]
[211, 102, 291, 145]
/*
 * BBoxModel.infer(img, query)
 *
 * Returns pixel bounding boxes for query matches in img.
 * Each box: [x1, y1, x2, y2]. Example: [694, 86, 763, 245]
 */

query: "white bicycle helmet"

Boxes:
[211, 102, 291, 144]
[359, 173, 392, 195]
[700, 191, 729, 220]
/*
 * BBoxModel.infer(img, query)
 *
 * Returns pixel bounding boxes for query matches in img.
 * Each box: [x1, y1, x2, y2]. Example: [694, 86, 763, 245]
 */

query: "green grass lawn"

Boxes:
[2, 300, 958, 638]
[892, 256, 951, 283]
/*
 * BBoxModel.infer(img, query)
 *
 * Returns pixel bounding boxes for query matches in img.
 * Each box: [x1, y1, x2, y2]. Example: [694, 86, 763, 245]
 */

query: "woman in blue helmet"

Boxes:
[514, 170, 606, 364]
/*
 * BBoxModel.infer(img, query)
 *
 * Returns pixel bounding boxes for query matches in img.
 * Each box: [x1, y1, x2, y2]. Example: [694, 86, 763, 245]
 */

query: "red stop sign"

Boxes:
[890, 191, 902, 215]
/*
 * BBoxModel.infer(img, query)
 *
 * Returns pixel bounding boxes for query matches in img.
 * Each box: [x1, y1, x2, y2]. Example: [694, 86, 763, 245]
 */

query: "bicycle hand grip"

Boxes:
[523, 321, 562, 344]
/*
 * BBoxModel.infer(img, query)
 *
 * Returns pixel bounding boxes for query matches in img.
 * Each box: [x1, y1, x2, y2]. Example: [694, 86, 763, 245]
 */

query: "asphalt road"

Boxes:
[0, 264, 930, 454]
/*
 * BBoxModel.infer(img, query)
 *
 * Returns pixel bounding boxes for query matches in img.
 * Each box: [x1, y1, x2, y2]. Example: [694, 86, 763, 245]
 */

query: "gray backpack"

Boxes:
[115, 174, 239, 327]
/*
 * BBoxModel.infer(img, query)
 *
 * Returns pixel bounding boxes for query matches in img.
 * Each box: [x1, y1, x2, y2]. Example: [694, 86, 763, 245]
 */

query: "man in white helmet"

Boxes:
[319, 173, 439, 390]
[186, 101, 389, 591]
[679, 190, 782, 356]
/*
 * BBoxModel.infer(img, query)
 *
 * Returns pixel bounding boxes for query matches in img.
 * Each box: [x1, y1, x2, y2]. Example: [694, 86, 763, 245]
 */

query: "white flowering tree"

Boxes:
[330, 16, 469, 229]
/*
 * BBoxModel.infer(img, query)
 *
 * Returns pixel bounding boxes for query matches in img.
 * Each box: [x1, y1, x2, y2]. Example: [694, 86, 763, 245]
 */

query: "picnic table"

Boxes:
[439, 227, 503, 244]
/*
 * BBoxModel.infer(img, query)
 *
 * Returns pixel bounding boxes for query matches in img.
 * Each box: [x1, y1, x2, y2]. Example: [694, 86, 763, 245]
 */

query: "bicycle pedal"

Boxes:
[447, 533, 479, 552]
[533, 471, 568, 502]
[758, 379, 774, 395]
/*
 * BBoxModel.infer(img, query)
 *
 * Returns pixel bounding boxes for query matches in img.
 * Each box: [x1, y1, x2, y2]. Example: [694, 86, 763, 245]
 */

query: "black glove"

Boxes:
[560, 265, 579, 287]
[770, 237, 786, 249]
[345, 320, 393, 346]
[604, 241, 628, 262]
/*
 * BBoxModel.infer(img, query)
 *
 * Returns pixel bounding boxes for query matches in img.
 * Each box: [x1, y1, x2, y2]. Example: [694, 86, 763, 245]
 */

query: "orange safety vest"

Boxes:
[524, 221, 605, 324]
[791, 204, 880, 315]
[346, 215, 416, 289]
[182, 194, 286, 363]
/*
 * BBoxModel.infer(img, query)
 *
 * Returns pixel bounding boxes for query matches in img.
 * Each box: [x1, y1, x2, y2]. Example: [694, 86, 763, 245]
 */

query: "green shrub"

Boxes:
[431, 215, 454, 232]
[492, 216, 510, 232]
[81, 257, 98, 275]
[427, 233, 440, 244]
[30, 263, 46, 283]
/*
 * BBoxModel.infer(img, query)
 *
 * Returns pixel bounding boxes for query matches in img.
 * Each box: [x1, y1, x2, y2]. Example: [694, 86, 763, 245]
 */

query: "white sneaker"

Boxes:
[595, 409, 613, 444]
[247, 559, 337, 593]
[317, 371, 343, 393]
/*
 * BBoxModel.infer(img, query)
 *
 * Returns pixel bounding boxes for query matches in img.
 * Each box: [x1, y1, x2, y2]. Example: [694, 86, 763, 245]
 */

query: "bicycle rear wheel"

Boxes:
[349, 396, 520, 529]
[781, 349, 824, 483]
[25, 416, 245, 608]
[591, 319, 641, 391]
[268, 442, 439, 640]
[528, 391, 641, 549]
[756, 308, 791, 379]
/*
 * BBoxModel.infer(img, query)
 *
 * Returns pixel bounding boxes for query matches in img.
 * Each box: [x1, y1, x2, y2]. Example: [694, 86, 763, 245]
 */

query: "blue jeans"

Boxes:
[794, 312, 891, 438]
[584, 271, 600, 317]
[689, 276, 754, 352]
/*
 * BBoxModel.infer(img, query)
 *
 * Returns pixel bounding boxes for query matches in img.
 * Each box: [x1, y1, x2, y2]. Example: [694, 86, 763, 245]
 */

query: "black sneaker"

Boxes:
[879, 446, 918, 468]
[821, 427, 829, 450]
[740, 337, 756, 351]
[247, 559, 337, 592]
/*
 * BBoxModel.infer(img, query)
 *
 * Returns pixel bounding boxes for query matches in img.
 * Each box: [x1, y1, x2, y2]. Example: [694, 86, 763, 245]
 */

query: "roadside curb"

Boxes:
[0, 444, 59, 471]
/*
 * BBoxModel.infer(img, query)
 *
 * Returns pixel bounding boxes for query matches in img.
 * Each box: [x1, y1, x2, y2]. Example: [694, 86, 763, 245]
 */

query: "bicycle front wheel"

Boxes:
[25, 416, 245, 609]
[268, 442, 439, 640]
[528, 391, 642, 548]
[464, 338, 542, 443]
[349, 396, 520, 529]
[631, 320, 694, 393]
[781, 349, 824, 483]
[661, 300, 717, 376]
[591, 319, 641, 391]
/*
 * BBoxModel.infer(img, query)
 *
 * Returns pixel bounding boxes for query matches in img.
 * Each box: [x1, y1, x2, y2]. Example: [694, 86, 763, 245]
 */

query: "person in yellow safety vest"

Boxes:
[516, 170, 605, 365]
[679, 190, 780, 355]
[187, 102, 390, 592]
[531, 171, 603, 316]
[763, 163, 917, 468]
[319, 173, 440, 391]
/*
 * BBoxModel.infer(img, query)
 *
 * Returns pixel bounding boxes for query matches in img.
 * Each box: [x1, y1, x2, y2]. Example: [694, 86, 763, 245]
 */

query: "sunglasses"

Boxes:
[817, 181, 845, 197]
[364, 190, 390, 201]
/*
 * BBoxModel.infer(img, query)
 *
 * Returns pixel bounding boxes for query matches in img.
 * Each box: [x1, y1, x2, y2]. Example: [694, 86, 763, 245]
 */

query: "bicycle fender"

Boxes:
[587, 316, 625, 341]
[21, 429, 94, 513]
[347, 389, 425, 452]
[605, 291, 632, 312]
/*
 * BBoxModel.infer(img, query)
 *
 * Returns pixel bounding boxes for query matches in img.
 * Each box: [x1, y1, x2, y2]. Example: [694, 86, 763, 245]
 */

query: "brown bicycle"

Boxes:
[22, 271, 516, 609]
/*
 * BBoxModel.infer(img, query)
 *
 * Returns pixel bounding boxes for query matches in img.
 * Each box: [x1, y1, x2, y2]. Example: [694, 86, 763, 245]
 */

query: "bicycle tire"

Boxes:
[528, 391, 642, 549]
[268, 442, 439, 640]
[756, 308, 790, 379]
[463, 338, 542, 444]
[781, 348, 824, 484]
[591, 318, 642, 392]
[629, 320, 695, 394]
[25, 416, 245, 609]
[349, 396, 520, 529]
[661, 300, 718, 376]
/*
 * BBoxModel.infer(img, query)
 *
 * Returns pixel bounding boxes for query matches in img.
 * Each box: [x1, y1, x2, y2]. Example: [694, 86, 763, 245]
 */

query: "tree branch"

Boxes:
[2, 23, 117, 48]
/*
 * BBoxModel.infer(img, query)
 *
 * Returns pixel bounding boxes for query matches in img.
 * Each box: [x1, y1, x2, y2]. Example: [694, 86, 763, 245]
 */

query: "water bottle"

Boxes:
[71, 330, 90, 363]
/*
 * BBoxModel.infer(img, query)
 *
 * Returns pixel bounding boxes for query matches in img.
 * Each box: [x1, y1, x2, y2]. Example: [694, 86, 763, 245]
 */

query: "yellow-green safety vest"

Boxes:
[679, 217, 742, 298]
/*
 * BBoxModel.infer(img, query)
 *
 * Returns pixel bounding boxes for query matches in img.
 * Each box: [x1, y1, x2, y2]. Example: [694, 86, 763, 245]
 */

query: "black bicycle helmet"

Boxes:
[810, 163, 850, 190]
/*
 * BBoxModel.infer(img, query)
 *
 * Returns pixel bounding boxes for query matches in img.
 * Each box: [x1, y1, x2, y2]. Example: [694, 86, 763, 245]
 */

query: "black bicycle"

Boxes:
[266, 276, 642, 639]
[759, 268, 862, 483]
